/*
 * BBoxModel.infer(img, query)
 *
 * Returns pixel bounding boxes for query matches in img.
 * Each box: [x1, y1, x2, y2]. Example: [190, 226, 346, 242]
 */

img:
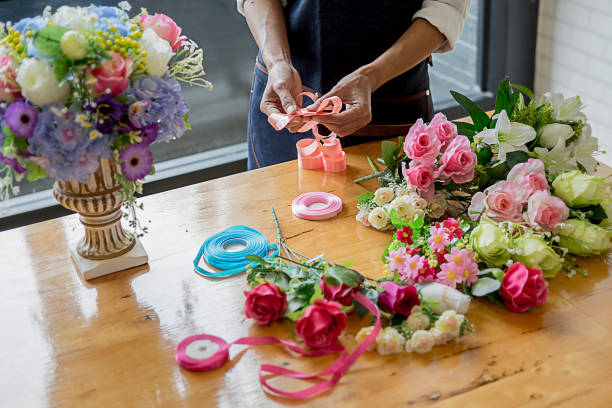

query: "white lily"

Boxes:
[571, 124, 599, 174]
[534, 138, 577, 175]
[543, 92, 586, 122]
[476, 110, 536, 161]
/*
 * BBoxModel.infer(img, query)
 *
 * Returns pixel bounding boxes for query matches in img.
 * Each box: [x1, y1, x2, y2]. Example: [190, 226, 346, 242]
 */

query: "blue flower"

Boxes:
[28, 105, 113, 183]
[13, 16, 47, 33]
[126, 76, 189, 143]
[88, 6, 134, 37]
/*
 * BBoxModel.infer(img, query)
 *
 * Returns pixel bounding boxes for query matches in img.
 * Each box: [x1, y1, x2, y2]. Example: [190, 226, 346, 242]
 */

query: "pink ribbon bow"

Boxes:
[267, 92, 342, 140]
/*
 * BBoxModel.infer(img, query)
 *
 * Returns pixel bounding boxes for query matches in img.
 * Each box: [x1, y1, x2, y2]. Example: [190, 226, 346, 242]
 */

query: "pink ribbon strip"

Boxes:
[267, 92, 342, 140]
[292, 192, 343, 221]
[176, 292, 381, 399]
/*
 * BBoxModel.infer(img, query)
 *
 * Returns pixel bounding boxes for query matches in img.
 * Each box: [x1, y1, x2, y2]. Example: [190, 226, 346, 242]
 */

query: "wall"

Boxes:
[534, 0, 612, 166]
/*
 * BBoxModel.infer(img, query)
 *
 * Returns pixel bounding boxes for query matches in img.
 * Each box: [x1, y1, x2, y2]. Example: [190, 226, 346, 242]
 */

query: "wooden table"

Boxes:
[1, 140, 611, 408]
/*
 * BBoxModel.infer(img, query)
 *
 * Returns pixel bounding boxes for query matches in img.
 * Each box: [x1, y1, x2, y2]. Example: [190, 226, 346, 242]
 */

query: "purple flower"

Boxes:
[5, 100, 39, 139]
[137, 123, 158, 147]
[128, 100, 152, 129]
[0, 153, 26, 173]
[119, 144, 153, 181]
[86, 94, 127, 134]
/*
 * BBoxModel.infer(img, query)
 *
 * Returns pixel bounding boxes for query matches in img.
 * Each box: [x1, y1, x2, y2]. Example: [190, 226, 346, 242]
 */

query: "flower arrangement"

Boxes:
[354, 78, 612, 313]
[0, 2, 210, 232]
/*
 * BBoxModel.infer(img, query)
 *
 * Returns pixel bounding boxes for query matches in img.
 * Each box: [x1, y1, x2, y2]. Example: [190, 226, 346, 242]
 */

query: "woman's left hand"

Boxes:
[305, 68, 376, 137]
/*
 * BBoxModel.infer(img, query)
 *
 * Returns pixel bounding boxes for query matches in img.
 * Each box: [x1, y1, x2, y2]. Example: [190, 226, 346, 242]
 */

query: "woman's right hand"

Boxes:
[260, 62, 306, 133]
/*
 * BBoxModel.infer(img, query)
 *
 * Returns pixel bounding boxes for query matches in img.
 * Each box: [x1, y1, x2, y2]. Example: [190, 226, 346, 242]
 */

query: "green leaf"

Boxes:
[381, 242, 391, 263]
[505, 150, 531, 169]
[309, 283, 323, 304]
[356, 191, 374, 203]
[389, 208, 409, 229]
[408, 215, 424, 233]
[454, 121, 477, 141]
[487, 162, 510, 181]
[471, 277, 501, 297]
[324, 265, 364, 288]
[34, 26, 69, 57]
[511, 83, 535, 102]
[381, 140, 396, 167]
[495, 77, 511, 115]
[183, 114, 192, 131]
[450, 90, 491, 131]
[245, 254, 267, 264]
[25, 162, 49, 182]
[478, 267, 504, 280]
[476, 145, 493, 165]
[340, 259, 354, 268]
[53, 56, 70, 82]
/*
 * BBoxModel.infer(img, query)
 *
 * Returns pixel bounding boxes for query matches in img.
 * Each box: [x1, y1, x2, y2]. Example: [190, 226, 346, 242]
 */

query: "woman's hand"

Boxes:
[305, 68, 376, 137]
[260, 62, 307, 133]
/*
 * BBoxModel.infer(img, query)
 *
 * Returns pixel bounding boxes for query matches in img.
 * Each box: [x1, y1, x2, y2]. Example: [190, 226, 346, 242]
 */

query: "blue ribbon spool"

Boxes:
[193, 225, 278, 278]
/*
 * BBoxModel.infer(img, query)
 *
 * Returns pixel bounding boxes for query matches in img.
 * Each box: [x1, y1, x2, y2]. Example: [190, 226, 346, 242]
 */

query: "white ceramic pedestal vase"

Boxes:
[53, 158, 148, 280]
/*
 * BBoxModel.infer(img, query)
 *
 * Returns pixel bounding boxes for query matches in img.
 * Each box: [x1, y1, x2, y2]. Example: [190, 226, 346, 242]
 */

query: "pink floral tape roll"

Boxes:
[322, 151, 346, 173]
[296, 138, 320, 157]
[176, 334, 230, 371]
[292, 192, 343, 220]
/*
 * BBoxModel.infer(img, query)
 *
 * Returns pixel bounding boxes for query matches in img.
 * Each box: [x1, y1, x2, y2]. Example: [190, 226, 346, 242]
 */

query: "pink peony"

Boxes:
[140, 13, 185, 51]
[0, 56, 21, 102]
[429, 112, 457, 149]
[403, 119, 441, 164]
[402, 161, 435, 191]
[437, 135, 477, 184]
[483, 181, 524, 223]
[526, 191, 569, 232]
[92, 52, 133, 96]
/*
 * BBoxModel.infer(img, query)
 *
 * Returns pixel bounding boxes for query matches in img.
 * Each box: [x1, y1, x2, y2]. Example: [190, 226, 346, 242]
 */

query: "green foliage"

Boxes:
[324, 265, 364, 288]
[389, 208, 409, 229]
[381, 140, 397, 167]
[495, 77, 512, 115]
[183, 114, 192, 131]
[356, 191, 374, 203]
[53, 56, 70, 82]
[353, 287, 379, 318]
[25, 162, 48, 182]
[471, 277, 501, 297]
[454, 121, 477, 140]
[450, 90, 491, 131]
[33, 26, 69, 57]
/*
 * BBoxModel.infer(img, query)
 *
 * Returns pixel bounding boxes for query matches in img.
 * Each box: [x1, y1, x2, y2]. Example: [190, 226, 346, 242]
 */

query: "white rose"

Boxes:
[394, 184, 416, 197]
[52, 6, 94, 32]
[390, 196, 411, 219]
[430, 328, 454, 346]
[403, 312, 430, 331]
[376, 327, 405, 355]
[355, 209, 371, 227]
[373, 187, 394, 206]
[406, 330, 435, 354]
[60, 30, 88, 60]
[16, 58, 70, 106]
[367, 207, 390, 231]
[355, 326, 377, 351]
[538, 123, 574, 149]
[410, 197, 428, 212]
[434, 310, 465, 338]
[139, 28, 173, 76]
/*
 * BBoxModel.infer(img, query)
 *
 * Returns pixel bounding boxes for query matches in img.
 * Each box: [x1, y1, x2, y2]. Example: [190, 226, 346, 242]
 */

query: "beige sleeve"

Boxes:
[413, 0, 471, 53]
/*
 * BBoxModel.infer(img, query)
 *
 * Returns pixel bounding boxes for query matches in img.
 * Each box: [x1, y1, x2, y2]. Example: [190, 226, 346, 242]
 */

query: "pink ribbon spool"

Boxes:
[322, 151, 346, 173]
[292, 192, 342, 220]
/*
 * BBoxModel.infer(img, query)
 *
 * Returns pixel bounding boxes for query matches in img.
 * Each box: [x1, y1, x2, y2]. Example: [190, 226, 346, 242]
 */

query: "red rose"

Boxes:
[244, 282, 287, 325]
[320, 276, 358, 306]
[92, 52, 133, 96]
[378, 282, 420, 316]
[295, 299, 347, 349]
[500, 263, 548, 313]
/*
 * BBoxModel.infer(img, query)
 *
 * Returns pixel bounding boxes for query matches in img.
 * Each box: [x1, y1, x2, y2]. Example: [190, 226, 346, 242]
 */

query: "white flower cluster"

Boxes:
[355, 308, 469, 356]
[356, 184, 448, 231]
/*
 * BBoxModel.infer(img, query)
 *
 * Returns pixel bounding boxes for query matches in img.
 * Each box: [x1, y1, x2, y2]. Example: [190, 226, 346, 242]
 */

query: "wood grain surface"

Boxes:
[1, 140, 611, 408]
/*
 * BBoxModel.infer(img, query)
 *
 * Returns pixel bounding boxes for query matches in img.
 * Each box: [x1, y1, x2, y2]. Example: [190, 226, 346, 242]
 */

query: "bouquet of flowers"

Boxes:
[0, 2, 210, 230]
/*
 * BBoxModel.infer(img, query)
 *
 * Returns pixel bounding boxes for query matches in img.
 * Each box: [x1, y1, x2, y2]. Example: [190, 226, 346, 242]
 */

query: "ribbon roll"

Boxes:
[193, 225, 278, 278]
[176, 292, 381, 400]
[292, 192, 343, 221]
[267, 92, 342, 141]
[322, 151, 346, 173]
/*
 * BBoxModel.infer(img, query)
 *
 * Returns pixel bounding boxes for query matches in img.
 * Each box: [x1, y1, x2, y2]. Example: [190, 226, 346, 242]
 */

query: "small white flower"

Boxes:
[434, 310, 465, 338]
[406, 330, 435, 354]
[543, 92, 586, 122]
[430, 328, 454, 346]
[118, 1, 132, 11]
[355, 210, 371, 227]
[534, 138, 577, 175]
[355, 326, 377, 352]
[376, 327, 406, 355]
[404, 312, 430, 331]
[52, 6, 94, 32]
[89, 130, 103, 140]
[506, 259, 514, 267]
[367, 207, 390, 231]
[571, 124, 599, 174]
[373, 187, 395, 206]
[394, 184, 416, 197]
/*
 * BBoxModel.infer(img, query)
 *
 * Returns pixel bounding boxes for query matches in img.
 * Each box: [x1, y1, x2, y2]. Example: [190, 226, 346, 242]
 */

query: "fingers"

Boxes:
[315, 105, 371, 137]
[274, 85, 298, 114]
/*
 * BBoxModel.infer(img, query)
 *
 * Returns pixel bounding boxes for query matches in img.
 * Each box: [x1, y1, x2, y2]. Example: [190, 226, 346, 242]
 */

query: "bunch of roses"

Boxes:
[402, 113, 477, 202]
[385, 217, 480, 289]
[356, 183, 449, 231]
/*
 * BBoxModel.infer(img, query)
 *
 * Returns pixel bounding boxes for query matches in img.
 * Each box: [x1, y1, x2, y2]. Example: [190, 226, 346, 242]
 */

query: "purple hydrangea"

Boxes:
[5, 100, 39, 139]
[28, 105, 112, 183]
[118, 144, 153, 181]
[126, 76, 189, 143]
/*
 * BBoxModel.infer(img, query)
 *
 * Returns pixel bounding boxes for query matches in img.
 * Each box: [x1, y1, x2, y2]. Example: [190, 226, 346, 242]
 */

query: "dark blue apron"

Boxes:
[248, 0, 432, 169]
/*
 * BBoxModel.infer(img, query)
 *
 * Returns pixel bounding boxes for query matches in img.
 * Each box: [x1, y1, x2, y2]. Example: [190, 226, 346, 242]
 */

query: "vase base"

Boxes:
[70, 239, 149, 280]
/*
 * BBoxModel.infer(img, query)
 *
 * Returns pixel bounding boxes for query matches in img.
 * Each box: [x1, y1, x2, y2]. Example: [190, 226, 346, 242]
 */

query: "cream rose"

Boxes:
[16, 58, 70, 105]
[376, 327, 406, 355]
[367, 207, 390, 231]
[434, 310, 465, 338]
[139, 28, 173, 76]
[355, 326, 377, 351]
[406, 330, 435, 354]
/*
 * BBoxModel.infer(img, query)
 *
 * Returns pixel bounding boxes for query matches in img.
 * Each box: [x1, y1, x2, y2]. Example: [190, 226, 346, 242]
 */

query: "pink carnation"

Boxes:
[526, 191, 569, 232]
[403, 119, 440, 164]
[437, 135, 477, 184]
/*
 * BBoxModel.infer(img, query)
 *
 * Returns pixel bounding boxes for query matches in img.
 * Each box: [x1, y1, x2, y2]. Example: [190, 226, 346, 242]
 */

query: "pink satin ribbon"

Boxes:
[176, 292, 381, 399]
[267, 92, 342, 140]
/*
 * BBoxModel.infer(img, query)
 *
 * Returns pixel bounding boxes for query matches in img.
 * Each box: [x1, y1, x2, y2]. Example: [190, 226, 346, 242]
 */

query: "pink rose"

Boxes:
[483, 181, 524, 223]
[0, 56, 21, 102]
[244, 282, 287, 325]
[507, 159, 549, 200]
[295, 299, 347, 349]
[403, 118, 440, 164]
[320, 276, 359, 306]
[92, 52, 133, 96]
[140, 13, 185, 51]
[526, 191, 569, 232]
[437, 135, 477, 183]
[500, 263, 548, 313]
[429, 112, 457, 149]
[402, 161, 435, 190]
[378, 282, 420, 316]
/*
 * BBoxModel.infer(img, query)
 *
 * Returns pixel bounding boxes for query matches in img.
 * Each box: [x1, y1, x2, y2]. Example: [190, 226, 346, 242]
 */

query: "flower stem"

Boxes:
[354, 170, 386, 184]
[366, 156, 379, 174]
